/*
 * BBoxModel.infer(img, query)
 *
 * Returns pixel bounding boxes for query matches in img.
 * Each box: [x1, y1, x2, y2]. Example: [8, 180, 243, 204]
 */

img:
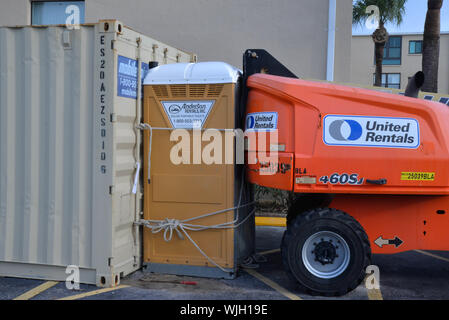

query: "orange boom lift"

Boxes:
[243, 50, 449, 296]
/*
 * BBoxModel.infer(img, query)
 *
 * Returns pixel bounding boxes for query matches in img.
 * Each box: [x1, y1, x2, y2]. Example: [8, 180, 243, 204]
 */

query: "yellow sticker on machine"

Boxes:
[401, 172, 435, 181]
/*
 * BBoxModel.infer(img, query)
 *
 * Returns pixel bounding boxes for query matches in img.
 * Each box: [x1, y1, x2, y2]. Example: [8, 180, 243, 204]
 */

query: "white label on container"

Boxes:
[162, 100, 215, 129]
[245, 112, 278, 131]
[323, 115, 420, 149]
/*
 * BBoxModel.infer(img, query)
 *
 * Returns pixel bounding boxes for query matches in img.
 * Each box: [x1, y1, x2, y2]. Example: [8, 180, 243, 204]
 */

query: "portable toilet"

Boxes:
[141, 62, 255, 279]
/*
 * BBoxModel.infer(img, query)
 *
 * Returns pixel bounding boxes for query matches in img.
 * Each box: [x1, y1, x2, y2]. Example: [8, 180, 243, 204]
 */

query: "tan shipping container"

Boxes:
[0, 20, 195, 287]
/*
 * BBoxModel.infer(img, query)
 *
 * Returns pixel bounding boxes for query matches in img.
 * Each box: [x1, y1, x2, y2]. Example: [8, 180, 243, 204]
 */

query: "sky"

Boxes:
[353, 1, 449, 35]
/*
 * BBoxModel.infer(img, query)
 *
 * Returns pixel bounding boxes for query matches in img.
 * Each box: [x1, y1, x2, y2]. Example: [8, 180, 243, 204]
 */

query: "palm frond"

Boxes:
[352, 0, 408, 27]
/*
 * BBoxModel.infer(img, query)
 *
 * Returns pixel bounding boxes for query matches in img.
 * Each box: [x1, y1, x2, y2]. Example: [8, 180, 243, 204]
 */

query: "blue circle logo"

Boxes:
[169, 105, 182, 114]
[246, 115, 255, 130]
[329, 120, 363, 141]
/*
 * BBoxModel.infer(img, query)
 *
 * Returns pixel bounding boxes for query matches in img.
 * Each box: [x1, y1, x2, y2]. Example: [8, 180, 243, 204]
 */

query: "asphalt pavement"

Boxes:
[1, 226, 449, 300]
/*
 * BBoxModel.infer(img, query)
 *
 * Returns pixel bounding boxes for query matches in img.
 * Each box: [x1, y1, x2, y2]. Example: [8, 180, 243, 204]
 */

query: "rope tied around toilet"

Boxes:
[137, 202, 255, 273]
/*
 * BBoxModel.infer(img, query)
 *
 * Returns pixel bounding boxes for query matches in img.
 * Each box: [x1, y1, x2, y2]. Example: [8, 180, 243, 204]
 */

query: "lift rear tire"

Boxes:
[281, 208, 371, 296]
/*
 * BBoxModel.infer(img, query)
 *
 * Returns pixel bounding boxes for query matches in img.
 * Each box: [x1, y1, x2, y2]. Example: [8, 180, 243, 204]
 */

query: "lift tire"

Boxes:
[281, 208, 371, 296]
[286, 194, 333, 228]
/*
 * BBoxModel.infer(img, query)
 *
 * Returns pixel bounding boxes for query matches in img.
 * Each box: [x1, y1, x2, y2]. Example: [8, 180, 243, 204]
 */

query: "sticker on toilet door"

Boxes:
[162, 100, 215, 129]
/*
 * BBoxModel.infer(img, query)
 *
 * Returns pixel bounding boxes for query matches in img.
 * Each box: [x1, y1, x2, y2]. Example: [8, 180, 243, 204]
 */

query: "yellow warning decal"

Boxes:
[401, 172, 435, 181]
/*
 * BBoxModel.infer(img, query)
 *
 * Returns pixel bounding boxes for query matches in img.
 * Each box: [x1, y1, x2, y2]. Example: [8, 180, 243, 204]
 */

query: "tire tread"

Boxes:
[281, 207, 371, 297]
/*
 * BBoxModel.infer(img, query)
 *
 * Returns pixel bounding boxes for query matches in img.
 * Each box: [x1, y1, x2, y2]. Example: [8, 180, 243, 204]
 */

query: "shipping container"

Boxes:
[0, 20, 196, 287]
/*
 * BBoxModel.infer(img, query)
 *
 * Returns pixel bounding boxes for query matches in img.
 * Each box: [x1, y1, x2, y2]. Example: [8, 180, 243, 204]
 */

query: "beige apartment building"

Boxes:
[0, 0, 353, 82]
[351, 32, 449, 94]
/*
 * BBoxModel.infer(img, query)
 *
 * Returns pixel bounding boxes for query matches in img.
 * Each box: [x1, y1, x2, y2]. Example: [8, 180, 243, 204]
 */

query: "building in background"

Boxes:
[0, 0, 353, 82]
[351, 33, 449, 94]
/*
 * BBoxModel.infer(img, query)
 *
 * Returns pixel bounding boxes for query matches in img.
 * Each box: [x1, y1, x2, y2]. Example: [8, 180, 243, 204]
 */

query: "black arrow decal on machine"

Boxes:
[374, 236, 404, 248]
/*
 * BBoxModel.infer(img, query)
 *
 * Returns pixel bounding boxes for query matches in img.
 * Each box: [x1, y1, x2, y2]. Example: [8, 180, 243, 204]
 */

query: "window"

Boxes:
[373, 73, 401, 89]
[409, 41, 423, 54]
[439, 97, 449, 105]
[32, 1, 85, 26]
[374, 36, 402, 65]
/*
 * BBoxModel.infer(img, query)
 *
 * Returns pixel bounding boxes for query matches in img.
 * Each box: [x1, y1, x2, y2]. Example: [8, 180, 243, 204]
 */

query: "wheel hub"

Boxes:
[313, 241, 337, 265]
[302, 231, 350, 279]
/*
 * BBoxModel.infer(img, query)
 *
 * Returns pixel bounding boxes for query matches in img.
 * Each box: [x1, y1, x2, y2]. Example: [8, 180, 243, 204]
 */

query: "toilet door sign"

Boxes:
[162, 100, 215, 129]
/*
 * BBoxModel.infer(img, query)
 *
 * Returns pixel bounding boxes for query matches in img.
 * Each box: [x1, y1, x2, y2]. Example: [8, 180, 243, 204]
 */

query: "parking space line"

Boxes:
[415, 250, 449, 263]
[244, 268, 302, 300]
[255, 217, 286, 227]
[366, 288, 383, 300]
[58, 285, 130, 300]
[259, 248, 281, 256]
[13, 281, 59, 300]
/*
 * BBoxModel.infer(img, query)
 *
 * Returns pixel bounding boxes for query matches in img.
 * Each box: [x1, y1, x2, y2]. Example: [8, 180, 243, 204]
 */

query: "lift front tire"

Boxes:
[286, 194, 333, 228]
[281, 208, 371, 296]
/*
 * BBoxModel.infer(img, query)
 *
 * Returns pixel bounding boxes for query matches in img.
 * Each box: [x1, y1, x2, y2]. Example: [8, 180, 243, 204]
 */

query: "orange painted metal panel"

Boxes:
[247, 152, 294, 191]
[330, 194, 449, 254]
[246, 74, 449, 196]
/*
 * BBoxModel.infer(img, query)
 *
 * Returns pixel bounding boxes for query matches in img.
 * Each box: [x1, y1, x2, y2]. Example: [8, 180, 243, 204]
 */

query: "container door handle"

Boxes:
[366, 179, 387, 185]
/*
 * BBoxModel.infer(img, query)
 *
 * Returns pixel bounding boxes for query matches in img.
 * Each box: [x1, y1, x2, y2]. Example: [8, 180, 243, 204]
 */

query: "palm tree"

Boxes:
[422, 0, 443, 93]
[353, 0, 407, 87]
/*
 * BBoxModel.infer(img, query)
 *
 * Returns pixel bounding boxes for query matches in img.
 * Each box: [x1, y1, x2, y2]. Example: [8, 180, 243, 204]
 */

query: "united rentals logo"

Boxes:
[323, 115, 420, 149]
[328, 120, 363, 141]
[246, 112, 278, 131]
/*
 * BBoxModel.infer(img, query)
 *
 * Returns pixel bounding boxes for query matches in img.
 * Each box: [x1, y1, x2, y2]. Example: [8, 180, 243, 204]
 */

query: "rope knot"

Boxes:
[160, 218, 184, 242]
